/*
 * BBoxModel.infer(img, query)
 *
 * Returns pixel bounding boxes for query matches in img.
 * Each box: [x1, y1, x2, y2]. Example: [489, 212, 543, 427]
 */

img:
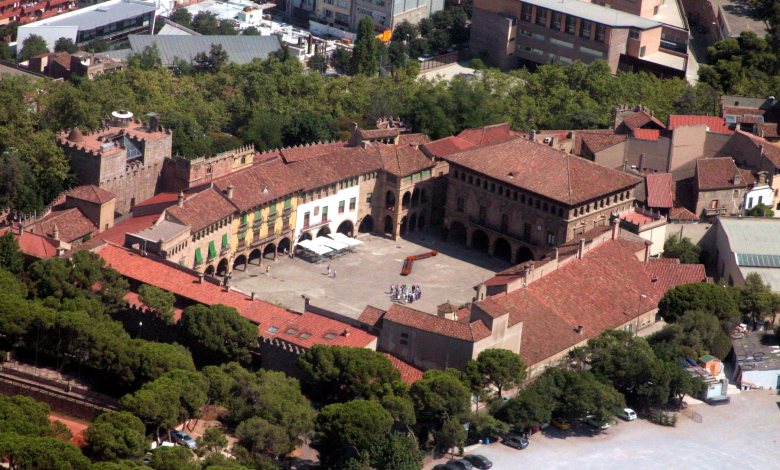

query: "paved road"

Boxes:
[427, 391, 780, 470]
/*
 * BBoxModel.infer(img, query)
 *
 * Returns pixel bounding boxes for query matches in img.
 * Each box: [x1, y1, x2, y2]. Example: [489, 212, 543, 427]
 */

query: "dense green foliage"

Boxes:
[54, 37, 78, 54]
[747, 203, 775, 217]
[179, 304, 257, 366]
[138, 284, 176, 324]
[84, 411, 147, 461]
[662, 235, 701, 264]
[19, 34, 48, 62]
[0, 232, 24, 274]
[465, 348, 527, 398]
[313, 400, 393, 469]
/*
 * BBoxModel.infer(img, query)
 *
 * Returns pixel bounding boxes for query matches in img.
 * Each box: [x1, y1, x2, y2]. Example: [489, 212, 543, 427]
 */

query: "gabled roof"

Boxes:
[696, 157, 755, 191]
[421, 135, 475, 157]
[668, 115, 732, 134]
[165, 187, 237, 232]
[481, 239, 704, 365]
[669, 206, 698, 222]
[96, 243, 377, 350]
[645, 173, 674, 209]
[644, 258, 707, 293]
[0, 228, 59, 259]
[757, 122, 779, 139]
[381, 304, 491, 341]
[66, 185, 116, 204]
[279, 141, 347, 163]
[580, 132, 627, 153]
[737, 130, 780, 167]
[622, 110, 666, 131]
[27, 208, 96, 243]
[377, 144, 435, 177]
[212, 159, 302, 212]
[633, 128, 660, 141]
[382, 353, 423, 384]
[457, 123, 518, 146]
[445, 137, 640, 205]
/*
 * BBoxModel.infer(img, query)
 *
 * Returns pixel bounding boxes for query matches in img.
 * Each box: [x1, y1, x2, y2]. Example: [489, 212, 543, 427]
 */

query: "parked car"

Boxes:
[463, 454, 493, 469]
[618, 408, 637, 421]
[502, 434, 529, 449]
[707, 396, 731, 406]
[445, 459, 474, 470]
[585, 415, 610, 430]
[170, 430, 197, 449]
[551, 418, 571, 430]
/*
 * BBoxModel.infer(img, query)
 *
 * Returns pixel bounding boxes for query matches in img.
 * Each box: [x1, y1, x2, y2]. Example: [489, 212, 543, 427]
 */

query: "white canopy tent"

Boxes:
[297, 238, 334, 256]
[329, 232, 362, 247]
[320, 237, 351, 251]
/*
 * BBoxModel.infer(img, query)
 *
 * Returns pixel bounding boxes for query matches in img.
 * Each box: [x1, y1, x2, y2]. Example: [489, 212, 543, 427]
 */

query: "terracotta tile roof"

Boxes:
[483, 239, 703, 365]
[132, 192, 180, 210]
[737, 131, 780, 167]
[279, 141, 348, 163]
[757, 122, 779, 139]
[644, 258, 707, 293]
[96, 244, 376, 349]
[645, 173, 674, 208]
[621, 210, 655, 226]
[66, 185, 116, 204]
[358, 305, 385, 328]
[445, 137, 640, 205]
[668, 115, 732, 134]
[633, 128, 660, 141]
[212, 159, 302, 212]
[165, 187, 237, 232]
[58, 122, 170, 155]
[696, 157, 755, 191]
[398, 133, 431, 146]
[0, 228, 59, 259]
[457, 123, 518, 146]
[669, 206, 698, 221]
[377, 144, 435, 177]
[382, 353, 423, 384]
[382, 304, 490, 341]
[580, 132, 627, 153]
[722, 106, 766, 117]
[359, 128, 400, 139]
[28, 208, 96, 243]
[621, 110, 666, 130]
[421, 135, 475, 157]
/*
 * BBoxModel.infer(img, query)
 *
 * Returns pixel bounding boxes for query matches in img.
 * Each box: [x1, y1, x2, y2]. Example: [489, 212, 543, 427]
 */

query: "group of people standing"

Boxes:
[390, 284, 422, 304]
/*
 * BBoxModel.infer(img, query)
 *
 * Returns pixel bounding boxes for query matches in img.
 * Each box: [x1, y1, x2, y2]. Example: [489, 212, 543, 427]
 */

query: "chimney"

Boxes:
[146, 112, 160, 132]
[530, 130, 537, 141]
[177, 191, 184, 207]
[758, 171, 768, 185]
[250, 292, 256, 300]
[198, 273, 204, 284]
[578, 238, 586, 259]
[52, 224, 60, 241]
[226, 185, 234, 200]
[342, 328, 350, 337]
[611, 216, 620, 240]
[576, 325, 584, 334]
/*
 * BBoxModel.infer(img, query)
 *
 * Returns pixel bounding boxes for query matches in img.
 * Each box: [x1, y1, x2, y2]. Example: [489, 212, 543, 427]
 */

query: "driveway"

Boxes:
[426, 391, 780, 470]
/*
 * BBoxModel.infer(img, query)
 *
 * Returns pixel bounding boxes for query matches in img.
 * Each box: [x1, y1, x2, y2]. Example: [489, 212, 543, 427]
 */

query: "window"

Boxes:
[547, 231, 556, 246]
[629, 28, 640, 39]
[710, 200, 719, 209]
[748, 197, 753, 208]
[565, 15, 576, 34]
[322, 206, 329, 221]
[366, 192, 373, 203]
[595, 24, 606, 42]
[338, 201, 345, 213]
[349, 197, 356, 211]
[580, 19, 592, 38]
[267, 326, 279, 333]
[535, 7, 547, 26]
[521, 3, 532, 21]
[456, 197, 465, 212]
[551, 11, 562, 30]
[478, 205, 487, 222]
[758, 195, 763, 204]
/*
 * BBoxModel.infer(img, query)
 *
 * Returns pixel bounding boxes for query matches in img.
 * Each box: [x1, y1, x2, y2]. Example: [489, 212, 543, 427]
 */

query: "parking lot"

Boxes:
[230, 232, 506, 318]
[426, 391, 780, 470]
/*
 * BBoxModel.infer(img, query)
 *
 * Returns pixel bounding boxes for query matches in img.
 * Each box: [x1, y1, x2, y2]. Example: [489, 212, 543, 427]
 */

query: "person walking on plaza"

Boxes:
[326, 264, 331, 276]
[332, 268, 337, 278]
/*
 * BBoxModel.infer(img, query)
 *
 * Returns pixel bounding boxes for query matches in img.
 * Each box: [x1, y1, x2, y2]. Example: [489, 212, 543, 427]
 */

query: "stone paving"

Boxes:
[229, 232, 507, 318]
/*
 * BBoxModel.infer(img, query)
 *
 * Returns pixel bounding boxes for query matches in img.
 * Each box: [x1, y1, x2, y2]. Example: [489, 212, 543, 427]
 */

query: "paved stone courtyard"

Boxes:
[230, 232, 508, 318]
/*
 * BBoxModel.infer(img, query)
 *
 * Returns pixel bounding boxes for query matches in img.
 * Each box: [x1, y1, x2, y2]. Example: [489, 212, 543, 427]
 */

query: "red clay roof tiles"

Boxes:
[633, 128, 660, 141]
[382, 353, 423, 384]
[66, 185, 116, 204]
[580, 133, 627, 153]
[28, 208, 96, 243]
[668, 115, 732, 134]
[445, 137, 640, 205]
[382, 304, 490, 341]
[645, 173, 674, 209]
[621, 110, 666, 130]
[165, 188, 237, 232]
[696, 157, 755, 191]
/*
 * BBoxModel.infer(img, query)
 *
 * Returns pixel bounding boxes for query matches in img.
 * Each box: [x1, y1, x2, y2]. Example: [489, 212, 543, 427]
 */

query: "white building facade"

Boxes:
[294, 184, 360, 246]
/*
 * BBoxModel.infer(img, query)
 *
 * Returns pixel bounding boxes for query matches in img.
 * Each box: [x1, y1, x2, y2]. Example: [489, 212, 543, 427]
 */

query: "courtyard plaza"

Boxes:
[229, 232, 507, 319]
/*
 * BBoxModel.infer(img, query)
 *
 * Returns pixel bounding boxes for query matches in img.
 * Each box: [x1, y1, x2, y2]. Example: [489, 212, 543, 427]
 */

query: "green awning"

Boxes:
[194, 248, 203, 265]
[221, 233, 229, 248]
[208, 241, 217, 259]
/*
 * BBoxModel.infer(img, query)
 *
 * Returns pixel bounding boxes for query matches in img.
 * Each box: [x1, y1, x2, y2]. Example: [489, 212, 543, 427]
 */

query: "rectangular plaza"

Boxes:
[229, 233, 507, 319]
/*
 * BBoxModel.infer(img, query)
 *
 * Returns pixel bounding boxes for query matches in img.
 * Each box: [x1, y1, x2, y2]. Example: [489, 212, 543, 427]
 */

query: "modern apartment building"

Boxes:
[313, 0, 444, 33]
[0, 0, 76, 26]
[470, 0, 687, 77]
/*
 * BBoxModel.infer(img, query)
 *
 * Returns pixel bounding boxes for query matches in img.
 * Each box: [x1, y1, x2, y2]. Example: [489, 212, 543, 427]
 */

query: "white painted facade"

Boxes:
[294, 185, 360, 246]
[744, 184, 776, 214]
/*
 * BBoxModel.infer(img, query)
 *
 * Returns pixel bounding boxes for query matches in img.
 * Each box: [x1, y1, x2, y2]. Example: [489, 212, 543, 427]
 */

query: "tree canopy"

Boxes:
[313, 400, 393, 469]
[84, 411, 147, 461]
[179, 304, 257, 366]
[466, 348, 527, 398]
[663, 235, 701, 264]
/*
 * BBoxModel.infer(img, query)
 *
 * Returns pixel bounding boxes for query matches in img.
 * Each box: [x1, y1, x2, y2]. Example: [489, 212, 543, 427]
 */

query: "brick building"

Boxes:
[470, 0, 688, 77]
[0, 0, 76, 27]
[58, 111, 172, 215]
[440, 135, 641, 263]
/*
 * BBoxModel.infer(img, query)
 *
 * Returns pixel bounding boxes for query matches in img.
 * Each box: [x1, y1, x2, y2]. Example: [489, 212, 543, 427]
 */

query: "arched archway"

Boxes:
[233, 254, 248, 271]
[358, 215, 374, 233]
[493, 238, 512, 262]
[471, 229, 489, 253]
[420, 188, 429, 204]
[384, 215, 393, 234]
[248, 249, 261, 265]
[263, 243, 277, 260]
[337, 220, 354, 236]
[516, 246, 534, 264]
[408, 213, 418, 233]
[204, 265, 215, 276]
[418, 214, 426, 230]
[217, 258, 229, 276]
[400, 216, 408, 236]
[278, 237, 291, 255]
[298, 232, 312, 242]
[317, 226, 331, 237]
[449, 221, 467, 245]
[411, 188, 421, 208]
[385, 191, 396, 210]
[401, 192, 411, 209]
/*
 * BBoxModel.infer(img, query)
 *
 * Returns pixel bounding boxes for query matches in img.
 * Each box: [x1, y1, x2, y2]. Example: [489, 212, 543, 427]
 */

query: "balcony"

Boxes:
[283, 207, 292, 217]
[704, 207, 727, 217]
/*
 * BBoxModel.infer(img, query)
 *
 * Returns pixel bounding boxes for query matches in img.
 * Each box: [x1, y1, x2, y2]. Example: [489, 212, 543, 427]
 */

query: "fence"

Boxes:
[418, 50, 466, 72]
